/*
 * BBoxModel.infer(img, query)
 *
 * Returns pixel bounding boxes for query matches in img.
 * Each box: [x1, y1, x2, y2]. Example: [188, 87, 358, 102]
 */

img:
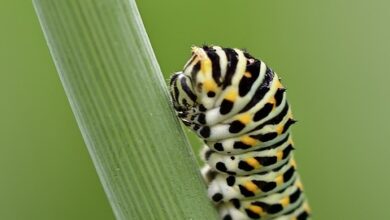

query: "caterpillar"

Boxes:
[169, 46, 310, 220]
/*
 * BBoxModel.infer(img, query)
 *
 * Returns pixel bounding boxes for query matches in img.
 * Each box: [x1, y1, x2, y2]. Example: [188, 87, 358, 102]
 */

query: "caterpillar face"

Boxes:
[169, 46, 310, 220]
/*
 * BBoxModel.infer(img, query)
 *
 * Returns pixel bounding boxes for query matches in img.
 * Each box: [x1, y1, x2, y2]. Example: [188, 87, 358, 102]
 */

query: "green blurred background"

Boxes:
[1, 0, 389, 219]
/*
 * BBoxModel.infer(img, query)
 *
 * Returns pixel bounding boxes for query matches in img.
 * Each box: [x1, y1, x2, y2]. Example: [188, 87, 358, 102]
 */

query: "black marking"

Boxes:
[226, 176, 236, 186]
[197, 114, 206, 124]
[282, 144, 294, 159]
[214, 143, 224, 151]
[220, 99, 234, 115]
[199, 126, 210, 138]
[231, 199, 241, 209]
[190, 62, 201, 84]
[245, 209, 260, 219]
[283, 166, 295, 183]
[204, 149, 213, 160]
[267, 204, 283, 214]
[230, 156, 235, 160]
[212, 193, 223, 202]
[179, 76, 197, 102]
[169, 73, 179, 86]
[274, 88, 285, 107]
[239, 185, 255, 197]
[226, 171, 237, 175]
[205, 48, 222, 85]
[207, 91, 216, 97]
[251, 132, 278, 142]
[289, 188, 301, 203]
[297, 211, 310, 220]
[233, 141, 251, 150]
[222, 48, 238, 89]
[216, 162, 228, 172]
[253, 180, 277, 192]
[238, 59, 261, 97]
[239, 67, 274, 113]
[250, 102, 290, 133]
[256, 156, 277, 166]
[198, 104, 207, 112]
[229, 120, 246, 133]
[238, 161, 254, 171]
[223, 215, 232, 220]
[193, 124, 200, 131]
[282, 118, 296, 133]
[253, 103, 274, 122]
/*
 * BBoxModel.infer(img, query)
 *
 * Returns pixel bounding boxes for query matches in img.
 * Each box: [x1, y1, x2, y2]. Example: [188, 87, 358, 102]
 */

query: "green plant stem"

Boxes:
[33, 0, 218, 219]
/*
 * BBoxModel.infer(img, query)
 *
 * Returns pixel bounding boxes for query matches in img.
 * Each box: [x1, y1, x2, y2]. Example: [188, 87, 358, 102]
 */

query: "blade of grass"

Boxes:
[33, 0, 218, 219]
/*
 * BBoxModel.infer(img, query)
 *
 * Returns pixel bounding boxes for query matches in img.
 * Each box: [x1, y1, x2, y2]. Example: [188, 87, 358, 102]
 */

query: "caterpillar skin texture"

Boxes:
[169, 46, 310, 220]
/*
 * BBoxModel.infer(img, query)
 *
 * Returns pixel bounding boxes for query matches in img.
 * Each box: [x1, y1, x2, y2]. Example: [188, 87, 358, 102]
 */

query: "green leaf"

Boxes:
[33, 0, 218, 219]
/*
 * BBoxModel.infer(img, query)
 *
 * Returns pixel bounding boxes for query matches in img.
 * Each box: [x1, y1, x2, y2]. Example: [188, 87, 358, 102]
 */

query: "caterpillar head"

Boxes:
[169, 71, 198, 125]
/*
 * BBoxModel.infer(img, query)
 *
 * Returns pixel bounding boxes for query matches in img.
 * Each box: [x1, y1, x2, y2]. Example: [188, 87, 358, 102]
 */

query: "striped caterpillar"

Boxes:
[169, 46, 310, 220]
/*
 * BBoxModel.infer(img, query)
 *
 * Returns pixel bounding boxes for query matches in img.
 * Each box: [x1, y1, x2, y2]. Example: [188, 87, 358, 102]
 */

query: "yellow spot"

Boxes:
[269, 97, 276, 106]
[238, 114, 251, 125]
[304, 203, 312, 212]
[248, 205, 263, 214]
[225, 90, 237, 101]
[246, 158, 261, 169]
[291, 159, 297, 169]
[275, 79, 283, 88]
[203, 80, 216, 92]
[280, 197, 290, 207]
[201, 59, 212, 74]
[244, 71, 252, 78]
[276, 125, 284, 134]
[296, 180, 304, 190]
[244, 181, 259, 193]
[241, 136, 257, 146]
[276, 150, 283, 160]
[275, 175, 283, 185]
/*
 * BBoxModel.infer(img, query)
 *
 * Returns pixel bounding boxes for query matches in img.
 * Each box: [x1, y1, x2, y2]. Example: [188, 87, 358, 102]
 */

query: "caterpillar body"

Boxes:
[169, 46, 310, 220]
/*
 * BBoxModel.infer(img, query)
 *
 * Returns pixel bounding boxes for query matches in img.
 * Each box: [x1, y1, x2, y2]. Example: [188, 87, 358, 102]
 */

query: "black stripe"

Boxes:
[191, 62, 201, 83]
[283, 199, 305, 215]
[222, 48, 238, 89]
[205, 48, 222, 85]
[274, 88, 286, 107]
[249, 102, 290, 133]
[238, 59, 261, 97]
[179, 76, 197, 102]
[169, 73, 179, 86]
[239, 66, 274, 113]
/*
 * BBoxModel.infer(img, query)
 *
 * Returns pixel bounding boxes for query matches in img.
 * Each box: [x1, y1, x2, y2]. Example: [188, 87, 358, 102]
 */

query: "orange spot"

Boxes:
[280, 197, 290, 207]
[201, 59, 212, 74]
[238, 114, 251, 125]
[248, 205, 263, 214]
[269, 97, 276, 105]
[244, 72, 252, 78]
[241, 136, 257, 146]
[275, 175, 283, 185]
[275, 79, 283, 88]
[304, 203, 312, 212]
[244, 181, 259, 193]
[296, 179, 304, 190]
[246, 158, 261, 169]
[291, 159, 297, 169]
[225, 90, 237, 102]
[276, 150, 283, 160]
[276, 125, 284, 134]
[203, 80, 216, 92]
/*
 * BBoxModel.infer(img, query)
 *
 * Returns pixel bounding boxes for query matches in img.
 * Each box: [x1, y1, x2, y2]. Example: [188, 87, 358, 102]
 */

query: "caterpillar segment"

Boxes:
[169, 46, 310, 219]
